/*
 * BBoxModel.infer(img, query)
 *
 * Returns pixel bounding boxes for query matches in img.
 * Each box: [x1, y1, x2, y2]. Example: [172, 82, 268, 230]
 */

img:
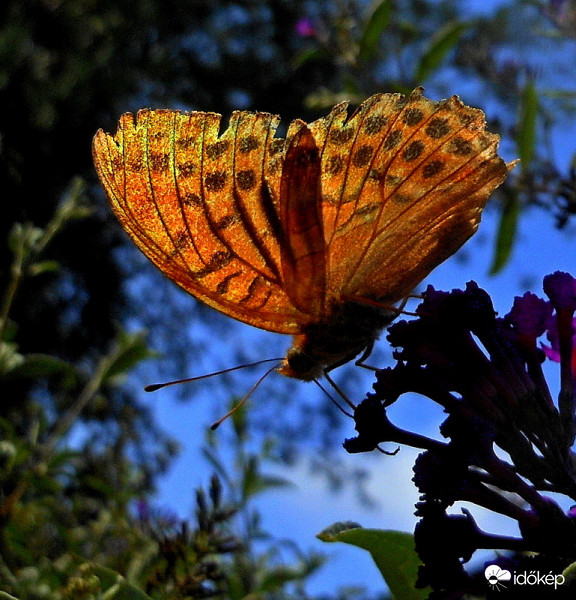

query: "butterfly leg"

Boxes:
[313, 378, 354, 417]
[353, 341, 379, 372]
[322, 368, 356, 410]
[319, 341, 377, 409]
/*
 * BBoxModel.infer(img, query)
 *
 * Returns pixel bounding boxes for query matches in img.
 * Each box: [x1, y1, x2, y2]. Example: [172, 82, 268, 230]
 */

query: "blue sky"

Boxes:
[128, 1, 576, 596]
[145, 197, 575, 595]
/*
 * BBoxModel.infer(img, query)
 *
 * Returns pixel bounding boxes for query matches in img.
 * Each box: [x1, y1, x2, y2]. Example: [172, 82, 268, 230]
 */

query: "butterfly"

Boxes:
[93, 88, 514, 381]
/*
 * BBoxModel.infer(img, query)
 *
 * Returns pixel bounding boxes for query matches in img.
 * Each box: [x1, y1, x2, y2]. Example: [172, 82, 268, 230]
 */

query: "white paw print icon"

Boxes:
[485, 564, 512, 590]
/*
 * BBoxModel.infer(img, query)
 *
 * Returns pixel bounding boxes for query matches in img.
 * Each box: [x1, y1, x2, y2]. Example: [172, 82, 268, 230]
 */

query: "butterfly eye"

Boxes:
[279, 347, 323, 381]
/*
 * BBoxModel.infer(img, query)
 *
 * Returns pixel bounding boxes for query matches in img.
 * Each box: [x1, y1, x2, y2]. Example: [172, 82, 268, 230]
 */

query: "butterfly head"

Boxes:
[278, 343, 325, 381]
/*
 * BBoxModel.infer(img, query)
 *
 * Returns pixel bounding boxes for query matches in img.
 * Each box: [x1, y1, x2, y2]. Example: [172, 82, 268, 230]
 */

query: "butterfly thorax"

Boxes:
[277, 301, 396, 381]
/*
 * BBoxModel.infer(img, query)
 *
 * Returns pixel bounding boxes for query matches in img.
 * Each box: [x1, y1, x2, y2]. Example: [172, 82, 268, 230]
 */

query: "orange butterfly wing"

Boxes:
[93, 108, 314, 334]
[309, 88, 511, 304]
[277, 121, 327, 317]
[93, 90, 513, 379]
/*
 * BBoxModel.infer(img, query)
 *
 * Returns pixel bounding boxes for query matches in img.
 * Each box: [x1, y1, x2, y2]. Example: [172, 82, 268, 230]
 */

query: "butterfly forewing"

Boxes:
[310, 89, 510, 302]
[309, 92, 416, 296]
[197, 111, 280, 279]
[345, 96, 510, 301]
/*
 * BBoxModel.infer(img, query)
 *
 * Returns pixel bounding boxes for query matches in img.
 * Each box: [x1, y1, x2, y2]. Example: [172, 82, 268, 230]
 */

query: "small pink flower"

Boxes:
[295, 17, 317, 38]
[541, 314, 576, 368]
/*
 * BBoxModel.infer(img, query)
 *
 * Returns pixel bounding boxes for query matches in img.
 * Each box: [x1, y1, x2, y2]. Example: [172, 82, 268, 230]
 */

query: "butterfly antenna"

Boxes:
[145, 358, 283, 392]
[210, 362, 281, 430]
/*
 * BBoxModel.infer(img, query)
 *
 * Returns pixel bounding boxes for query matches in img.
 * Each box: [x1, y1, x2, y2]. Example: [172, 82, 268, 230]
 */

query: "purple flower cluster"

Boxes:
[345, 272, 576, 596]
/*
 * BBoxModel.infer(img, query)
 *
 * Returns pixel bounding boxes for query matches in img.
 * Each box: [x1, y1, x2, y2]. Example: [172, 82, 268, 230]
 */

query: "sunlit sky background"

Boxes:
[119, 0, 576, 595]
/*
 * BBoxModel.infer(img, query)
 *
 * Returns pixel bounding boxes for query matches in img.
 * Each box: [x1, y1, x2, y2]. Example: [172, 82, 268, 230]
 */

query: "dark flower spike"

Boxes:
[544, 271, 576, 312]
[343, 395, 443, 454]
[345, 276, 576, 596]
[414, 505, 479, 593]
[506, 291, 552, 341]
[544, 272, 576, 444]
[504, 293, 556, 415]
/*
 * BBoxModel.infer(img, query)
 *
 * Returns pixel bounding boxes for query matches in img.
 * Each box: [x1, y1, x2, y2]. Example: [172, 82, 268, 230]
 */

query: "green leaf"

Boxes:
[359, 0, 393, 62]
[7, 222, 43, 260]
[0, 341, 24, 376]
[242, 455, 261, 499]
[259, 556, 325, 591]
[230, 396, 248, 438]
[563, 559, 576, 584]
[244, 471, 294, 500]
[259, 474, 294, 490]
[415, 21, 468, 82]
[201, 445, 231, 485]
[8, 352, 73, 379]
[0, 592, 21, 600]
[517, 80, 539, 172]
[76, 562, 153, 600]
[293, 47, 324, 69]
[489, 189, 520, 274]
[54, 177, 92, 223]
[27, 259, 60, 277]
[318, 523, 429, 600]
[103, 580, 154, 600]
[318, 521, 363, 540]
